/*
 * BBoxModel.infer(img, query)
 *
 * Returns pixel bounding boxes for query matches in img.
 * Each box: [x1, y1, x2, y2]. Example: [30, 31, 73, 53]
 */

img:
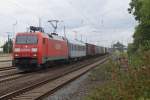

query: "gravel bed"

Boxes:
[45, 63, 105, 100]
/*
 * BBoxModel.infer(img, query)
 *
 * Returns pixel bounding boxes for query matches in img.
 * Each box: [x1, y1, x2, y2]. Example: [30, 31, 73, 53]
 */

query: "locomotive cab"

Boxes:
[13, 33, 39, 71]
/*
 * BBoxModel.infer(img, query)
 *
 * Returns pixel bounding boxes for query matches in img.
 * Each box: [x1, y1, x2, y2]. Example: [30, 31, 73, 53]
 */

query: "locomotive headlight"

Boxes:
[14, 48, 20, 52]
[33, 54, 37, 57]
[32, 48, 37, 52]
[15, 54, 19, 56]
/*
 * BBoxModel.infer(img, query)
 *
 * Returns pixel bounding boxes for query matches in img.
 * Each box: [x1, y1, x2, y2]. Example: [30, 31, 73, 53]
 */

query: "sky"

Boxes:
[0, 0, 136, 47]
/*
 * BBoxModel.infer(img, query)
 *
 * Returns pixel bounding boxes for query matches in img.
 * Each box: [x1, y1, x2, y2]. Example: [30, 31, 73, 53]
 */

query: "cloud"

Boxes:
[0, 0, 136, 47]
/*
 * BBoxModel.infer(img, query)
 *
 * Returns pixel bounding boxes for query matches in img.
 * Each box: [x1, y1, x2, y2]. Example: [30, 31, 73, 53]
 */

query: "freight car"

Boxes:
[86, 43, 96, 56]
[95, 46, 102, 55]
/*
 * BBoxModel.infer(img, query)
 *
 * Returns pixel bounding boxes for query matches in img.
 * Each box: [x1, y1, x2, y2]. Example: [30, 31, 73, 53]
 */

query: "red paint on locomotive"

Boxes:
[13, 32, 69, 71]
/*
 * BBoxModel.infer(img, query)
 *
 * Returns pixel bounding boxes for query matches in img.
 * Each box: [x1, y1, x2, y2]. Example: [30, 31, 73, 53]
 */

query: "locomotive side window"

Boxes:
[16, 35, 38, 44]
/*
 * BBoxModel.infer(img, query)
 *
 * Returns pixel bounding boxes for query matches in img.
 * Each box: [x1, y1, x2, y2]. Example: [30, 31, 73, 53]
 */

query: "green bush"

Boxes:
[84, 52, 150, 100]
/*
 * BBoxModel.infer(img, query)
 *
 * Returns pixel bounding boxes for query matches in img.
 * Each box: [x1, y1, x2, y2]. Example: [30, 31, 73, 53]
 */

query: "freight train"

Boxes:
[13, 26, 107, 71]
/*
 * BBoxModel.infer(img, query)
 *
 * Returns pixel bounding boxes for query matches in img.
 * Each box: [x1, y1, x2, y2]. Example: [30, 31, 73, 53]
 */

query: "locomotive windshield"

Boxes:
[16, 35, 38, 44]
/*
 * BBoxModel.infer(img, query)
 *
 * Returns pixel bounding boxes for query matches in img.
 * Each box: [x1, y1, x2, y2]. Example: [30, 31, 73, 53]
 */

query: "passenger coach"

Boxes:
[68, 39, 86, 59]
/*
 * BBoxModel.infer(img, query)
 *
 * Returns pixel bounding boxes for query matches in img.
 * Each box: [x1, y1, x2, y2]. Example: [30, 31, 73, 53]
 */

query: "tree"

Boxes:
[128, 0, 150, 24]
[2, 39, 13, 53]
[128, 0, 150, 52]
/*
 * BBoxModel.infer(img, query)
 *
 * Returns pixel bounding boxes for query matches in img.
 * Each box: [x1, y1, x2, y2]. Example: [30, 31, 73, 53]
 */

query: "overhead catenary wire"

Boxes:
[66, 0, 108, 29]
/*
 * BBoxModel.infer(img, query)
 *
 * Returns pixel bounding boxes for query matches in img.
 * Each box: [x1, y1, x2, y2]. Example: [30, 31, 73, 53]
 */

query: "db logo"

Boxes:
[55, 44, 61, 50]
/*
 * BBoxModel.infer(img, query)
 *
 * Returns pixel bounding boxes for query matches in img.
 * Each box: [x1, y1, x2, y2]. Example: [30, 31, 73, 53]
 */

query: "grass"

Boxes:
[84, 51, 150, 100]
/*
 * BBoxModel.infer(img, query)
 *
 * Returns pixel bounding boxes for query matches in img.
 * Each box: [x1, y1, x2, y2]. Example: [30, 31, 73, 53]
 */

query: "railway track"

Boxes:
[0, 67, 19, 80]
[0, 55, 108, 100]
[0, 60, 12, 62]
[0, 62, 81, 84]
[0, 60, 13, 72]
[0, 66, 15, 71]
[0, 72, 26, 83]
[0, 54, 12, 62]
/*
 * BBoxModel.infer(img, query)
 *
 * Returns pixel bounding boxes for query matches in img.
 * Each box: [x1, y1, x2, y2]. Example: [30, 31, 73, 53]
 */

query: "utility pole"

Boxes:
[61, 20, 67, 38]
[7, 34, 10, 53]
[80, 34, 83, 41]
[6, 32, 11, 53]
[13, 21, 17, 39]
[39, 18, 41, 27]
[48, 20, 59, 33]
[86, 36, 87, 43]
[64, 25, 66, 38]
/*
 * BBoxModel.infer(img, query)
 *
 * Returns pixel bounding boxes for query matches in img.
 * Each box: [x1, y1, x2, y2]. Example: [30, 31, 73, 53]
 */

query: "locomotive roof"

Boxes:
[50, 34, 66, 41]
[68, 39, 85, 46]
[16, 32, 39, 35]
[16, 32, 67, 41]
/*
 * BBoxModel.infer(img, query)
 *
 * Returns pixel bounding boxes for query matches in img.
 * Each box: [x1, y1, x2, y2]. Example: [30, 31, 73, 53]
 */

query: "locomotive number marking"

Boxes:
[55, 44, 61, 50]
[21, 48, 30, 52]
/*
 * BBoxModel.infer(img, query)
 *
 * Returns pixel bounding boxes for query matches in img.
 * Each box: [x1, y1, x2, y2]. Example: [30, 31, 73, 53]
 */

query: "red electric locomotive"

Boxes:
[13, 26, 69, 71]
